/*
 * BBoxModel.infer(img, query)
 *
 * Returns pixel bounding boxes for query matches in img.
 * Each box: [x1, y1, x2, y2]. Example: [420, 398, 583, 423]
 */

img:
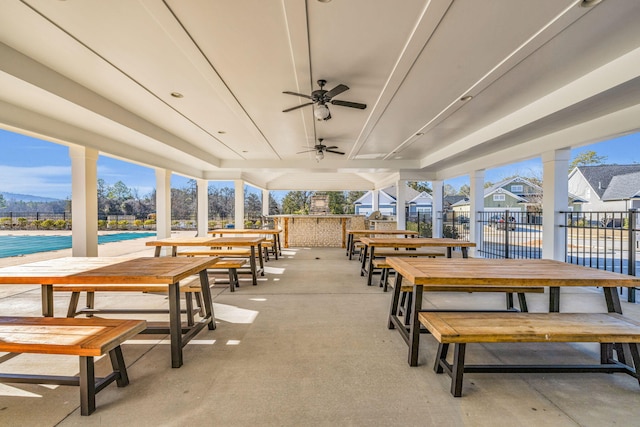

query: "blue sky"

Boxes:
[0, 128, 638, 201]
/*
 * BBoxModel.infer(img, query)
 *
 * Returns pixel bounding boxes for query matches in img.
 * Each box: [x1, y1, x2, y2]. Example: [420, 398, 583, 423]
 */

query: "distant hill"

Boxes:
[0, 192, 62, 202]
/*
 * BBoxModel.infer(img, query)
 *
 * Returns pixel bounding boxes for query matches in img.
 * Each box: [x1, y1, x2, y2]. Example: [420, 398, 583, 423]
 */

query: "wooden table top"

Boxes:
[359, 237, 476, 248]
[146, 236, 265, 247]
[386, 257, 640, 287]
[347, 229, 419, 236]
[0, 257, 219, 285]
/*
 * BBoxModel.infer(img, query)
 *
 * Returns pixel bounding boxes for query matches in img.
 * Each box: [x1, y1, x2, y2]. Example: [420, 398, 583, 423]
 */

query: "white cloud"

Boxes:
[0, 165, 71, 199]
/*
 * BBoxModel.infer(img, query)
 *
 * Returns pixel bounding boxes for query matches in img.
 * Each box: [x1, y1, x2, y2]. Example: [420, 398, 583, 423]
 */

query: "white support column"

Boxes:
[432, 180, 443, 238]
[69, 146, 98, 257]
[542, 149, 570, 261]
[234, 180, 245, 229]
[262, 189, 270, 216]
[155, 169, 171, 244]
[372, 189, 379, 212]
[396, 180, 407, 230]
[469, 170, 485, 257]
[197, 179, 208, 237]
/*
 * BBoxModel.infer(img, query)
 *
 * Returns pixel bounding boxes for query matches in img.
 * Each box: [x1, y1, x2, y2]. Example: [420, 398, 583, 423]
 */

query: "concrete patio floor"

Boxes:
[1, 232, 640, 426]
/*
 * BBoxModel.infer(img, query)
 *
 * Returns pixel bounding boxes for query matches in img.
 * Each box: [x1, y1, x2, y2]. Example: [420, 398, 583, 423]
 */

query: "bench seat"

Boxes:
[418, 312, 640, 397]
[178, 249, 251, 257]
[53, 276, 208, 322]
[0, 316, 146, 415]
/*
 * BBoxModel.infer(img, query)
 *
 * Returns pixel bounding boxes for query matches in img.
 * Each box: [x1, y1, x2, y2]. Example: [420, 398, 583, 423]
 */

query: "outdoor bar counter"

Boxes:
[270, 215, 366, 248]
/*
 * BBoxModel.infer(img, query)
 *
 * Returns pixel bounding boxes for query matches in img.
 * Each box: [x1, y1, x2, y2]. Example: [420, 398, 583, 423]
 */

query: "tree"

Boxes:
[569, 150, 607, 170]
[282, 191, 312, 214]
[443, 184, 457, 196]
[0, 194, 5, 210]
[408, 181, 431, 194]
[268, 194, 280, 215]
[457, 184, 470, 197]
[245, 192, 262, 219]
[327, 191, 347, 214]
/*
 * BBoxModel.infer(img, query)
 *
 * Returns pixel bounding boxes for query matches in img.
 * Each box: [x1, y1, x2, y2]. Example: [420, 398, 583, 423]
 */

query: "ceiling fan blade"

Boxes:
[283, 91, 312, 99]
[330, 100, 367, 109]
[324, 146, 339, 150]
[325, 149, 345, 155]
[296, 149, 316, 154]
[283, 102, 314, 113]
[325, 84, 349, 99]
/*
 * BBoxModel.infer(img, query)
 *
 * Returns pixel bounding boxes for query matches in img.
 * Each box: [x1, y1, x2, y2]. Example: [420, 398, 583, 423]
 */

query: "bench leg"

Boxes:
[404, 292, 413, 326]
[379, 268, 388, 289]
[79, 356, 96, 416]
[505, 293, 514, 310]
[67, 291, 81, 317]
[388, 273, 403, 329]
[434, 343, 449, 374]
[86, 291, 95, 318]
[451, 343, 466, 397]
[228, 268, 237, 292]
[109, 345, 130, 387]
[517, 293, 529, 312]
[185, 293, 195, 327]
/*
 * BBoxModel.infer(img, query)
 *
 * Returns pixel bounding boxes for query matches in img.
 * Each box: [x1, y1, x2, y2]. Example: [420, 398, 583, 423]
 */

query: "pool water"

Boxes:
[0, 232, 156, 258]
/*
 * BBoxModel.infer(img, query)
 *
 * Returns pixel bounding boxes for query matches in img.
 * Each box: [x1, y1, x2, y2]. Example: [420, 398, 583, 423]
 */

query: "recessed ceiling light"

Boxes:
[416, 132, 424, 136]
[170, 92, 183, 98]
[242, 150, 248, 153]
[580, 0, 603, 7]
[460, 95, 473, 102]
[318, 0, 332, 3]
[217, 131, 226, 134]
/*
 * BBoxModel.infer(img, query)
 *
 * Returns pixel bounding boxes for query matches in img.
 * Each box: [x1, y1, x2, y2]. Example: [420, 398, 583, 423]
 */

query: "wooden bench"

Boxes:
[0, 316, 146, 415]
[418, 312, 640, 397]
[53, 276, 208, 325]
[205, 259, 248, 292]
[178, 249, 251, 257]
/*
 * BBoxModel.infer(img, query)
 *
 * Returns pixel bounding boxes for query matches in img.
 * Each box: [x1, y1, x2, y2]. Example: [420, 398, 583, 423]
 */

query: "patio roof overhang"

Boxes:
[1, 0, 639, 190]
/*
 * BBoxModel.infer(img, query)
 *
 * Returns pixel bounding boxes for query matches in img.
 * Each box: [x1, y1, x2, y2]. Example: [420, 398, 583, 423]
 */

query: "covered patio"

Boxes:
[1, 0, 640, 424]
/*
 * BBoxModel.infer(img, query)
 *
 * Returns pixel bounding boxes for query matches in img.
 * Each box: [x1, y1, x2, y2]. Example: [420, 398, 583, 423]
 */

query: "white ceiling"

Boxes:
[1, 0, 639, 191]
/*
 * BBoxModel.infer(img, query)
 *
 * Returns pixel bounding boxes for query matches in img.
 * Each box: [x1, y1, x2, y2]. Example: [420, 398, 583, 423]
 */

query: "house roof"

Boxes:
[408, 191, 433, 205]
[485, 177, 542, 195]
[601, 170, 640, 201]
[576, 165, 640, 199]
[354, 185, 421, 205]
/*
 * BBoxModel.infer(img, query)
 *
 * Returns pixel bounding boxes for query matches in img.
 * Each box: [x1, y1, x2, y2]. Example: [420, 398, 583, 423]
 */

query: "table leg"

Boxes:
[168, 282, 183, 368]
[461, 247, 468, 258]
[360, 245, 369, 276]
[257, 244, 265, 275]
[603, 287, 622, 314]
[41, 284, 54, 317]
[388, 273, 403, 329]
[447, 247, 452, 258]
[154, 247, 161, 257]
[276, 234, 282, 257]
[408, 283, 423, 367]
[198, 269, 216, 330]
[346, 234, 353, 257]
[249, 247, 258, 286]
[366, 247, 376, 286]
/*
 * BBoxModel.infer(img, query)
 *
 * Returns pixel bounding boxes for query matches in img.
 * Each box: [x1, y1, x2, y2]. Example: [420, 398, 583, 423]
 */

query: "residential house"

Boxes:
[451, 177, 543, 215]
[354, 185, 422, 217]
[568, 164, 640, 212]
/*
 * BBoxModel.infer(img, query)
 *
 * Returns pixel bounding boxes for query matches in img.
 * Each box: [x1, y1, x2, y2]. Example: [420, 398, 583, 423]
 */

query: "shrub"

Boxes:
[442, 225, 459, 239]
[41, 219, 56, 229]
[32, 219, 42, 229]
[0, 217, 11, 228]
[144, 219, 156, 226]
[98, 220, 107, 229]
[117, 220, 129, 229]
[134, 219, 144, 228]
[107, 220, 118, 229]
[54, 219, 67, 229]
[17, 217, 28, 228]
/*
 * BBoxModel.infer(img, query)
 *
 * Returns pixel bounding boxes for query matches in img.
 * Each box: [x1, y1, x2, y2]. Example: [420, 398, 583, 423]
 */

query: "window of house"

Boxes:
[493, 194, 506, 202]
[510, 185, 523, 193]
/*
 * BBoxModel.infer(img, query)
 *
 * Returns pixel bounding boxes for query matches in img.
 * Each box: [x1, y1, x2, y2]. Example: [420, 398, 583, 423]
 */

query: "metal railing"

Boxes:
[562, 209, 639, 302]
[406, 212, 433, 237]
[476, 210, 543, 259]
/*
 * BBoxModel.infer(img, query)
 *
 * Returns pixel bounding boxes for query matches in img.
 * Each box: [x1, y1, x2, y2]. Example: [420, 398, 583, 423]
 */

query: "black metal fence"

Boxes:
[476, 210, 543, 259]
[406, 212, 433, 237]
[562, 209, 639, 301]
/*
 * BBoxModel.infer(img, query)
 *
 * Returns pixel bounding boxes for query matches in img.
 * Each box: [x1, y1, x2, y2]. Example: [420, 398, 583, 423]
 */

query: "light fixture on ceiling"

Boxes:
[314, 104, 330, 120]
[318, 0, 332, 3]
[171, 92, 183, 98]
[315, 150, 324, 162]
[580, 0, 603, 7]
[460, 95, 473, 102]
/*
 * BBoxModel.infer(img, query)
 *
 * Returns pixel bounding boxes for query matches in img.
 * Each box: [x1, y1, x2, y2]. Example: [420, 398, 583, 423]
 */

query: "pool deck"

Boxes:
[1, 232, 640, 426]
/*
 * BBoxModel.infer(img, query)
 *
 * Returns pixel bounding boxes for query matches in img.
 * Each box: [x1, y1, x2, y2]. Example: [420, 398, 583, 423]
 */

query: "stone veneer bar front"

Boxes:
[270, 215, 366, 248]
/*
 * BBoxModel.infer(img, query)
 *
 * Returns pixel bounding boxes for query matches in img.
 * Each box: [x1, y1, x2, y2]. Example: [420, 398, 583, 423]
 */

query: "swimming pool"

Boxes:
[0, 232, 156, 258]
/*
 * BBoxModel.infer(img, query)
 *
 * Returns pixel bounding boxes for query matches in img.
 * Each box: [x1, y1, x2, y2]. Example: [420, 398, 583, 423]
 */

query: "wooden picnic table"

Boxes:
[146, 236, 266, 286]
[345, 229, 418, 259]
[210, 228, 282, 260]
[359, 237, 476, 286]
[385, 257, 640, 367]
[0, 256, 218, 368]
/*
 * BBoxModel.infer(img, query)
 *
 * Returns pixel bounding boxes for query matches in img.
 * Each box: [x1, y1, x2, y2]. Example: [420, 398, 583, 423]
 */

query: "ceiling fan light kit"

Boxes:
[283, 79, 366, 121]
[296, 138, 345, 162]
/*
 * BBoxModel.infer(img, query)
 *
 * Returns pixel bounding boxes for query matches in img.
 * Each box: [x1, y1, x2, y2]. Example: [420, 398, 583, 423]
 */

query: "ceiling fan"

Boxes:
[296, 138, 345, 162]
[283, 79, 366, 120]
